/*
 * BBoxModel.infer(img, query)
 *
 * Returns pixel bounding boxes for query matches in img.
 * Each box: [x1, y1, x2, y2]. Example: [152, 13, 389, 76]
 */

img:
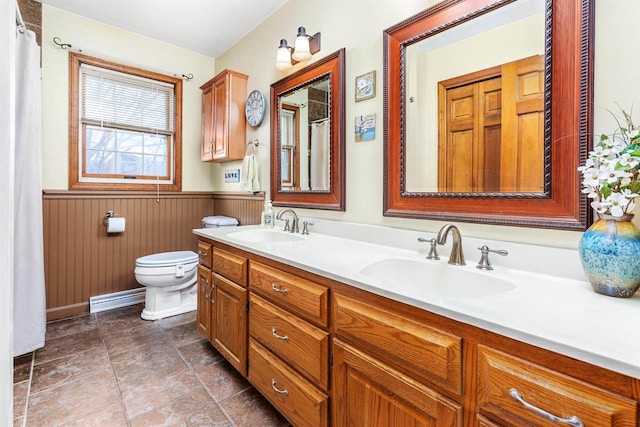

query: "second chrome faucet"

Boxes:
[419, 224, 465, 265]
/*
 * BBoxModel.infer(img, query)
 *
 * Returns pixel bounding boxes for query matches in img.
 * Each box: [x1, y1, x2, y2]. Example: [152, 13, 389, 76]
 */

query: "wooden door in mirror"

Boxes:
[383, 0, 593, 230]
[270, 49, 346, 211]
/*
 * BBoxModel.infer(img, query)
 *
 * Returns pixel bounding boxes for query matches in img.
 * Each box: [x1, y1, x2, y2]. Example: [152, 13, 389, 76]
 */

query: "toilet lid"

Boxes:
[136, 251, 198, 268]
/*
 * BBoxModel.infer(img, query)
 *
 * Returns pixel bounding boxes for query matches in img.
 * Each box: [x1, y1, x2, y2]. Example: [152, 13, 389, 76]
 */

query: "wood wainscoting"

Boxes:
[42, 191, 264, 320]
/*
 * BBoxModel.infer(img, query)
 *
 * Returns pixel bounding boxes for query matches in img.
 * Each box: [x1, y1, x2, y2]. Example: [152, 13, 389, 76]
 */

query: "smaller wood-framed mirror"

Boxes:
[270, 48, 346, 211]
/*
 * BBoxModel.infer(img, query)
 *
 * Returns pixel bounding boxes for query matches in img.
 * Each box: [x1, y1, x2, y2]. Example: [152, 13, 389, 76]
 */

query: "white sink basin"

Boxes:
[226, 228, 306, 243]
[358, 258, 515, 299]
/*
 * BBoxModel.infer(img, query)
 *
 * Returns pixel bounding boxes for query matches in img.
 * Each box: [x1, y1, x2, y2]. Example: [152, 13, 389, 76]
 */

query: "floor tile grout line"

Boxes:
[170, 325, 237, 426]
[102, 337, 133, 427]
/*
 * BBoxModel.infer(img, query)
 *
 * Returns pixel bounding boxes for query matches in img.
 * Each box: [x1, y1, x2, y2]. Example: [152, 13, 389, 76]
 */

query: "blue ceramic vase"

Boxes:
[578, 214, 640, 298]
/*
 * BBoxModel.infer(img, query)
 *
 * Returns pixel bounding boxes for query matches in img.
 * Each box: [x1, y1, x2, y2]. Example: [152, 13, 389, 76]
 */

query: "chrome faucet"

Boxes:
[436, 224, 465, 265]
[276, 209, 299, 233]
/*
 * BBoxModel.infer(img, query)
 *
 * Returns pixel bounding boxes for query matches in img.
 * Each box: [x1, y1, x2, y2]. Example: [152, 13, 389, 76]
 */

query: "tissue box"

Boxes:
[202, 216, 239, 228]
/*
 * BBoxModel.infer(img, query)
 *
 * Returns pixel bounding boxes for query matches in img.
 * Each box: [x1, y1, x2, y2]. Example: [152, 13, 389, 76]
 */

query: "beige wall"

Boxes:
[214, 0, 640, 249]
[41, 5, 216, 191]
[39, 1, 640, 249]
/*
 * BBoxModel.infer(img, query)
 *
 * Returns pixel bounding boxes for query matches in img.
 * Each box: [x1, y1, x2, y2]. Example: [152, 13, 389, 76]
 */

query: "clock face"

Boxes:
[245, 90, 266, 127]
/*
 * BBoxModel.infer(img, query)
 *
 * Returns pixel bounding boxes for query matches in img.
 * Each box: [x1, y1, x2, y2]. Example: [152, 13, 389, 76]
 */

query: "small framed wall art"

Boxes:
[355, 70, 376, 102]
[355, 113, 375, 142]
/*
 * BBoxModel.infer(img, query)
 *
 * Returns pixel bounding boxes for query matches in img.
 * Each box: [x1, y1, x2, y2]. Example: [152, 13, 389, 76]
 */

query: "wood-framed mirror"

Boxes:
[383, 0, 593, 230]
[270, 48, 346, 211]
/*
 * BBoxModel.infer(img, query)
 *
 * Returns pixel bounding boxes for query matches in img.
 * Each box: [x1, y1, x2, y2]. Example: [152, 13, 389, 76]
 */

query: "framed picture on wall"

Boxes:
[355, 70, 376, 102]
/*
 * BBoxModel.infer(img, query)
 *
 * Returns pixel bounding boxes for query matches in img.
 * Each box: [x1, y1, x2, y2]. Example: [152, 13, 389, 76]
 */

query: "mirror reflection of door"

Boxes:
[280, 104, 300, 189]
[437, 54, 544, 192]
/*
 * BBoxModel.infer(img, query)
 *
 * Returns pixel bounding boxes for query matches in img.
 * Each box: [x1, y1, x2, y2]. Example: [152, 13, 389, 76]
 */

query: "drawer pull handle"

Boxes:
[271, 379, 288, 396]
[271, 327, 289, 342]
[201, 279, 210, 299]
[271, 283, 289, 296]
[198, 250, 208, 257]
[509, 389, 584, 427]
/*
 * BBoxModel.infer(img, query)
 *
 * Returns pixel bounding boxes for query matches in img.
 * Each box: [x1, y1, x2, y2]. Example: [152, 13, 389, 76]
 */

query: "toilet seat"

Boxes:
[136, 250, 198, 268]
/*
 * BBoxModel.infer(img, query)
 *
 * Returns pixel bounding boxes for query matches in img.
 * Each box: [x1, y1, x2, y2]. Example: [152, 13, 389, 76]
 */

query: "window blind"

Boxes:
[80, 64, 175, 134]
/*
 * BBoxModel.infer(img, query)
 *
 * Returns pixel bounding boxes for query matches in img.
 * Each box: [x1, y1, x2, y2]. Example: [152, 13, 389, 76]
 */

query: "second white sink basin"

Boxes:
[226, 228, 306, 243]
[358, 258, 515, 299]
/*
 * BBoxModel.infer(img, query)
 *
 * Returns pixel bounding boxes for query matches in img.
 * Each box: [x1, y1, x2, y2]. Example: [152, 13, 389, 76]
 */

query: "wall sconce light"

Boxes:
[275, 26, 321, 70]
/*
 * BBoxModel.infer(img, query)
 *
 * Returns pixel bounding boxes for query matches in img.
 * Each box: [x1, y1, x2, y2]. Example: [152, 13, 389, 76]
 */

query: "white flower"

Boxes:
[578, 108, 640, 217]
[605, 193, 631, 217]
[598, 164, 631, 184]
[619, 153, 639, 168]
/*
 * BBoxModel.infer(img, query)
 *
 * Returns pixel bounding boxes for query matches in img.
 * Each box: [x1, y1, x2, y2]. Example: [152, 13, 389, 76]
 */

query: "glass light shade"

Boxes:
[276, 40, 292, 71]
[292, 28, 312, 62]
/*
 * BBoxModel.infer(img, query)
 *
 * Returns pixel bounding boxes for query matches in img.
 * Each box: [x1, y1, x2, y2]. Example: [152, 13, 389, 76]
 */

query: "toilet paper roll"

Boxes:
[106, 217, 126, 233]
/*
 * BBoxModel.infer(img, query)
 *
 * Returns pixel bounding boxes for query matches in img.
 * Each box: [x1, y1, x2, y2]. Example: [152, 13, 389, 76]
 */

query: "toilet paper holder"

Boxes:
[103, 210, 116, 227]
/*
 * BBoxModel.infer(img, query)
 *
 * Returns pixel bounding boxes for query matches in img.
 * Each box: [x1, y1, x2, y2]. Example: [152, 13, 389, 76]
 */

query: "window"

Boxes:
[69, 53, 182, 190]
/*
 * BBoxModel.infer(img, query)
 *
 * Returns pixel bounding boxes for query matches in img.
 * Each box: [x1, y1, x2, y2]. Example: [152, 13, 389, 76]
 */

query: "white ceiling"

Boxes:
[36, 0, 289, 58]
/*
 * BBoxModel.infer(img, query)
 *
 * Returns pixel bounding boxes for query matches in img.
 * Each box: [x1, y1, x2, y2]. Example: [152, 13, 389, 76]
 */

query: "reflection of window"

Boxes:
[280, 105, 299, 188]
[69, 53, 182, 190]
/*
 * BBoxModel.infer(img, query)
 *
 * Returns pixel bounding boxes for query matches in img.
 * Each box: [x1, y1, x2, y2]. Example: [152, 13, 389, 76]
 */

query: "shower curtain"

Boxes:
[310, 120, 329, 191]
[13, 27, 46, 356]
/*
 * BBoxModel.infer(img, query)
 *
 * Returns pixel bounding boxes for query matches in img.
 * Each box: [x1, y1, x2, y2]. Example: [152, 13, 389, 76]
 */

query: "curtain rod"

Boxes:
[52, 36, 194, 81]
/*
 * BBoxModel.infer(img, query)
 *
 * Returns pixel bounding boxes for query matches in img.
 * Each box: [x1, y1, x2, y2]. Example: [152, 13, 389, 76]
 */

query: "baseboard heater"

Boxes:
[89, 288, 146, 313]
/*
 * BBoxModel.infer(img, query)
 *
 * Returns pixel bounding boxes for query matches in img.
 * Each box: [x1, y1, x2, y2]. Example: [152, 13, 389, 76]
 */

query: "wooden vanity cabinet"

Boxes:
[247, 260, 331, 427]
[200, 69, 248, 162]
[211, 247, 248, 375]
[196, 239, 249, 376]
[475, 345, 637, 426]
[196, 240, 212, 339]
[194, 240, 640, 427]
[332, 291, 463, 426]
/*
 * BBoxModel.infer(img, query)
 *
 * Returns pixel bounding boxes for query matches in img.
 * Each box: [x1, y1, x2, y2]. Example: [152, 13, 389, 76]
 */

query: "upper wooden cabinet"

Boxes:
[200, 69, 248, 162]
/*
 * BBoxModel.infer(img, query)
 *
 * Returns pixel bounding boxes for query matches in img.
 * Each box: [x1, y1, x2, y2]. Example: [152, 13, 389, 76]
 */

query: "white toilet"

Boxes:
[134, 250, 199, 320]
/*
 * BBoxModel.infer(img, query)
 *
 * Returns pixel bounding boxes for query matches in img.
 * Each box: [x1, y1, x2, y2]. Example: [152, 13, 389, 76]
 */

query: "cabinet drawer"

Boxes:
[249, 261, 329, 327]
[248, 338, 329, 427]
[249, 293, 329, 390]
[476, 345, 637, 426]
[333, 293, 462, 397]
[197, 240, 212, 268]
[213, 247, 247, 286]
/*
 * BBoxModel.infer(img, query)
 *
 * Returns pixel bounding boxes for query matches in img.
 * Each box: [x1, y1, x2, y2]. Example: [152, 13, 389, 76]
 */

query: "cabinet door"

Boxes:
[212, 76, 228, 160]
[213, 273, 247, 376]
[196, 265, 212, 340]
[201, 85, 214, 161]
[333, 339, 462, 427]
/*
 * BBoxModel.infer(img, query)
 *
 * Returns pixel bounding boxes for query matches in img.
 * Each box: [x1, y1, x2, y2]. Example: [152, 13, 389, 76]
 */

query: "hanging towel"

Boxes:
[241, 154, 260, 192]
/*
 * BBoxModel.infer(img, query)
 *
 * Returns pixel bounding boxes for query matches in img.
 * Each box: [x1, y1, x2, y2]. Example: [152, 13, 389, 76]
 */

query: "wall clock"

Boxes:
[245, 90, 266, 127]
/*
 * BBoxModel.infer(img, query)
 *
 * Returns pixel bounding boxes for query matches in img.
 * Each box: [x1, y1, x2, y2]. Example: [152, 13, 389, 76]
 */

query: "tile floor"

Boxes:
[13, 304, 289, 426]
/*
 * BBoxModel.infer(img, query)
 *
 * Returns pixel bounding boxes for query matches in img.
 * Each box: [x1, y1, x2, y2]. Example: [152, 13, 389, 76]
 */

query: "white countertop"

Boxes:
[194, 219, 640, 379]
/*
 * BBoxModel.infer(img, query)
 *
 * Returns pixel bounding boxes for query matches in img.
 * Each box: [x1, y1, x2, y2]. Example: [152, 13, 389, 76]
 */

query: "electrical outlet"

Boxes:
[224, 169, 240, 183]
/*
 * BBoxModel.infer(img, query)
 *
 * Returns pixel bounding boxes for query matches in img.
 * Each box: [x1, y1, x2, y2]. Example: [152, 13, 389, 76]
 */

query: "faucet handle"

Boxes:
[283, 218, 291, 232]
[418, 237, 440, 260]
[301, 221, 314, 235]
[476, 245, 508, 270]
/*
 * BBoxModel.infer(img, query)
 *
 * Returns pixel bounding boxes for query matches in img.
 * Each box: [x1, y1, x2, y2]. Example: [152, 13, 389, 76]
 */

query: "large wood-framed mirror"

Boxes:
[270, 48, 346, 211]
[383, 0, 593, 229]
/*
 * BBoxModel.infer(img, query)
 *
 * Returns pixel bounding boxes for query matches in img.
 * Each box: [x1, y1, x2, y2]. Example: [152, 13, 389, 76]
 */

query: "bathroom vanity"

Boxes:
[194, 222, 639, 426]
